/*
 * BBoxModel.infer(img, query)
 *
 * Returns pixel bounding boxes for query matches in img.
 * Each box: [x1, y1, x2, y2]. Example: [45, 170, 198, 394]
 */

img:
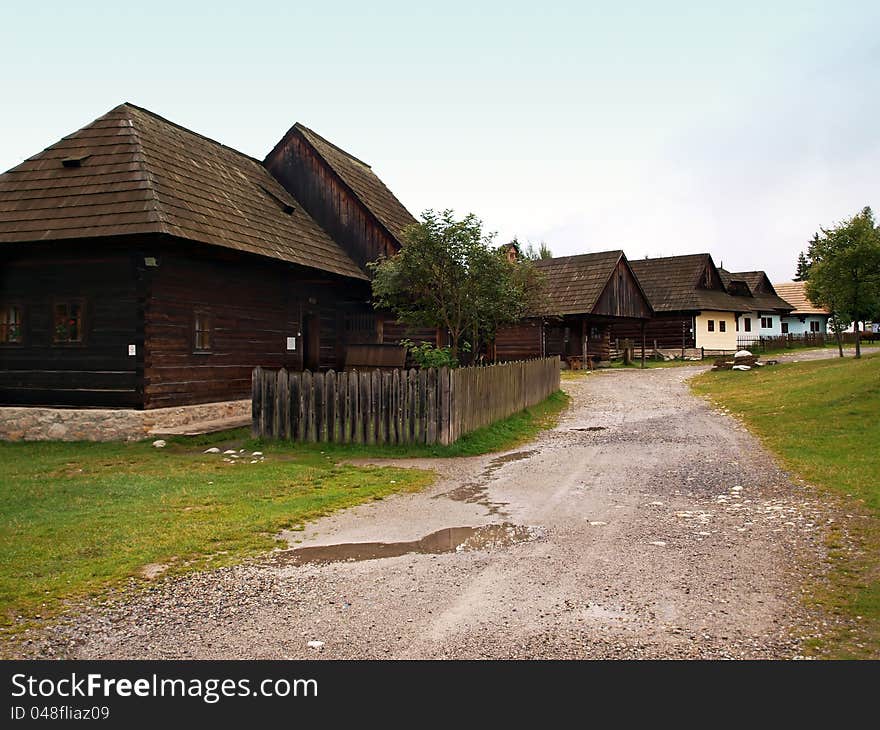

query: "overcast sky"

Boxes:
[2, 1, 877, 280]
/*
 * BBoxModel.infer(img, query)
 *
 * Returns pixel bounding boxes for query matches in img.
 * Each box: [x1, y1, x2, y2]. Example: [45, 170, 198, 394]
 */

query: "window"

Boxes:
[707, 319, 715, 332]
[761, 316, 773, 329]
[781, 322, 789, 334]
[52, 300, 84, 344]
[744, 317, 751, 332]
[719, 320, 726, 333]
[810, 320, 821, 333]
[193, 310, 212, 352]
[0, 304, 23, 344]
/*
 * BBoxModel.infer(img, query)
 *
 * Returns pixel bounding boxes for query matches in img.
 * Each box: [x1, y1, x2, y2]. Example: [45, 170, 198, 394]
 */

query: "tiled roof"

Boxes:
[0, 103, 367, 280]
[292, 124, 417, 245]
[630, 254, 752, 313]
[773, 281, 830, 315]
[531, 250, 625, 315]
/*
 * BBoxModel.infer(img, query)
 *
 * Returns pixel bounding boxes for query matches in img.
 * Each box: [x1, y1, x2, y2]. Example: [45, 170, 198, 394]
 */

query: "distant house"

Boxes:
[773, 281, 830, 335]
[618, 254, 751, 353]
[718, 270, 794, 342]
[494, 251, 653, 363]
[0, 104, 422, 409]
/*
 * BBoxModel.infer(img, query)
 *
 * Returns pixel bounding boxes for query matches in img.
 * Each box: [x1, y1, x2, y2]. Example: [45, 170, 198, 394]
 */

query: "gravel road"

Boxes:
[14, 364, 839, 659]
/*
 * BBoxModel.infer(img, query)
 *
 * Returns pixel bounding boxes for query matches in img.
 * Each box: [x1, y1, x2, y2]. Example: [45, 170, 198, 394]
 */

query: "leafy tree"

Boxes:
[806, 207, 880, 358]
[794, 250, 811, 281]
[522, 240, 553, 260]
[370, 210, 546, 362]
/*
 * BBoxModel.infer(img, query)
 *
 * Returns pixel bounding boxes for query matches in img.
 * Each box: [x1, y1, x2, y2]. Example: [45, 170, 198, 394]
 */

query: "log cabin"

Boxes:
[0, 103, 427, 410]
[494, 250, 653, 365]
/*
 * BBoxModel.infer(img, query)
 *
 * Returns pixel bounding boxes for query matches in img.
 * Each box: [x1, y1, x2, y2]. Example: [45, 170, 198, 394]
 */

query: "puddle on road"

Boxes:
[277, 523, 540, 566]
[570, 426, 606, 432]
[435, 450, 537, 516]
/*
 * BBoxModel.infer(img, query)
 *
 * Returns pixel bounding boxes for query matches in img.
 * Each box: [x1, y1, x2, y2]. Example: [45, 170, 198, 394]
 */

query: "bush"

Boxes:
[400, 339, 468, 368]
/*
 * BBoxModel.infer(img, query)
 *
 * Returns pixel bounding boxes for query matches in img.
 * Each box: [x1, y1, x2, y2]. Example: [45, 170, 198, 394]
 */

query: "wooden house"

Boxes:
[0, 104, 422, 409]
[494, 250, 653, 365]
[264, 123, 440, 354]
[615, 254, 753, 353]
[718, 269, 794, 343]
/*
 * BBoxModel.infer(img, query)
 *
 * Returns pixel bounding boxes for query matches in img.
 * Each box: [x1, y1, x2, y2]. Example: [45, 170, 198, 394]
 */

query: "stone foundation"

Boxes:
[0, 400, 251, 442]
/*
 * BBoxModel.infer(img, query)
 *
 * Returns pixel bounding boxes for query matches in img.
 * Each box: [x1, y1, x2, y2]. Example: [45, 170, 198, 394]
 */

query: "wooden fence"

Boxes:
[251, 357, 561, 445]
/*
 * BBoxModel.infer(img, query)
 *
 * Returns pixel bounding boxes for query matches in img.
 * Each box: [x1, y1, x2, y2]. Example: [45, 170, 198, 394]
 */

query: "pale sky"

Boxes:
[1, 1, 877, 281]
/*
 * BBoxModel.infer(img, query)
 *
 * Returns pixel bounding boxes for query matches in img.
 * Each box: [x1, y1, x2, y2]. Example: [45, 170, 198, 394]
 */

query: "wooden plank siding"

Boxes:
[142, 239, 373, 409]
[609, 314, 695, 349]
[0, 241, 141, 407]
[593, 259, 653, 319]
[264, 132, 399, 271]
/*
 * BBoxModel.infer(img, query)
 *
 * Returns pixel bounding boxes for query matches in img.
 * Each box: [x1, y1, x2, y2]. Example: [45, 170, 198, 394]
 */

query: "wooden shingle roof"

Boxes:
[291, 124, 417, 246]
[630, 254, 752, 313]
[719, 269, 794, 312]
[0, 103, 367, 280]
[773, 281, 829, 315]
[531, 250, 628, 316]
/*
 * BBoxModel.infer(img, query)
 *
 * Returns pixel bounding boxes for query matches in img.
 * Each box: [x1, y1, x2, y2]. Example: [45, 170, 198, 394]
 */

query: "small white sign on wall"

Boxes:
[128, 344, 136, 356]
[286, 336, 296, 351]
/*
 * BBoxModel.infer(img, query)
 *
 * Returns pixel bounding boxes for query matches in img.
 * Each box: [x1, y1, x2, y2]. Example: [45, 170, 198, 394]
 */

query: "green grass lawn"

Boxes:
[0, 389, 568, 636]
[691, 356, 880, 658]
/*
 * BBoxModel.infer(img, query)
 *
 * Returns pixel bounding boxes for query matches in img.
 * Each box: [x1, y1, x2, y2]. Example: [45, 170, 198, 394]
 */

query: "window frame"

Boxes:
[719, 320, 726, 333]
[743, 317, 751, 333]
[761, 316, 773, 329]
[810, 320, 820, 333]
[192, 308, 213, 354]
[781, 322, 789, 334]
[707, 319, 715, 332]
[51, 298, 87, 347]
[0, 301, 25, 346]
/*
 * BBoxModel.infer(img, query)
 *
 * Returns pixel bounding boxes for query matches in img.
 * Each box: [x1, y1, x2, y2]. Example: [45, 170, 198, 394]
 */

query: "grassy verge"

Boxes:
[0, 437, 432, 633]
[691, 357, 880, 658]
[0, 389, 568, 635]
[249, 389, 570, 459]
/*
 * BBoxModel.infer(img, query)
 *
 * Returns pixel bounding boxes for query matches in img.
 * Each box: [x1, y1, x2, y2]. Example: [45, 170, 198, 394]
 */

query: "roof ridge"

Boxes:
[124, 107, 169, 233]
[294, 123, 372, 168]
[120, 102, 266, 167]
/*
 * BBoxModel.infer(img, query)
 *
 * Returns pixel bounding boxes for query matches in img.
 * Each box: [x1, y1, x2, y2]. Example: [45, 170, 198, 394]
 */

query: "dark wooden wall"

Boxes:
[494, 321, 543, 361]
[593, 260, 653, 319]
[610, 314, 695, 349]
[143, 240, 372, 409]
[0, 241, 141, 407]
[265, 132, 398, 270]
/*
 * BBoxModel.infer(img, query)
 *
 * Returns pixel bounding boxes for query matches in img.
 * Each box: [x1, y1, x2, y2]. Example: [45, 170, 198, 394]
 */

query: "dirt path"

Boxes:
[19, 367, 833, 659]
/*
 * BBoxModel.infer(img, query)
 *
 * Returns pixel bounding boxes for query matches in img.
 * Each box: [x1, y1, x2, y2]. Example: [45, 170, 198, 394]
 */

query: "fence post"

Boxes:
[276, 368, 288, 439]
[325, 370, 337, 442]
[252, 367, 262, 437]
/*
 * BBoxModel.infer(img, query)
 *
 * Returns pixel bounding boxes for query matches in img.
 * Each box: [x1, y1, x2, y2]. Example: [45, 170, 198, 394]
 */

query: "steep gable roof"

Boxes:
[719, 269, 793, 312]
[630, 254, 752, 313]
[287, 123, 417, 246]
[531, 250, 647, 316]
[0, 104, 367, 280]
[773, 281, 830, 315]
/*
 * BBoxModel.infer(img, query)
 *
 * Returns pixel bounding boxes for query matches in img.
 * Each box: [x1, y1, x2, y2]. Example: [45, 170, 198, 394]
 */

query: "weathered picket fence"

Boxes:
[251, 357, 560, 446]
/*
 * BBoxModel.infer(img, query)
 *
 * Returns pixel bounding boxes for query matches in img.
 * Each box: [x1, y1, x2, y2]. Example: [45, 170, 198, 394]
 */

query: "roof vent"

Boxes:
[258, 184, 295, 215]
[61, 154, 90, 168]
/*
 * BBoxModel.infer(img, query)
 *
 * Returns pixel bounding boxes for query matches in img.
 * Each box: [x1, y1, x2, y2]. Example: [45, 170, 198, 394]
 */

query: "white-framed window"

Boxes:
[761, 316, 773, 329]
